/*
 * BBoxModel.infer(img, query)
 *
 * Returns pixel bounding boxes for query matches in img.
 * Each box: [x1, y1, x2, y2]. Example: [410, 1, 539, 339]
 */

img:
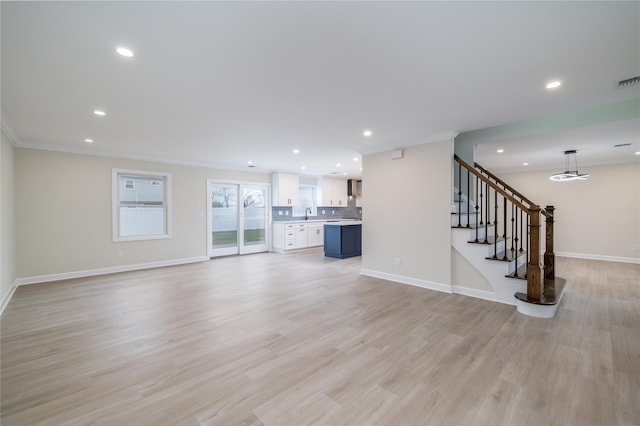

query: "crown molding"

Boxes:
[0, 115, 20, 147]
[13, 139, 276, 175]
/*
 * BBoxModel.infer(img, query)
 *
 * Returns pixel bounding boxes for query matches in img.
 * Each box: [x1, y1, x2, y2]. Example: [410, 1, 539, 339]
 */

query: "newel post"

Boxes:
[543, 205, 555, 301]
[527, 205, 542, 302]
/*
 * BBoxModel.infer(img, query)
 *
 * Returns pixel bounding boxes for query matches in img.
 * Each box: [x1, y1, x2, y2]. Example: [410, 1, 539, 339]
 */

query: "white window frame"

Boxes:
[293, 185, 317, 217]
[112, 168, 172, 242]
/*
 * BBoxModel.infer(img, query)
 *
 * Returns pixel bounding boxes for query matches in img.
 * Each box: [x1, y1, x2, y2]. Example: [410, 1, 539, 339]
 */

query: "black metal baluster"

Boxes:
[514, 206, 519, 277]
[510, 203, 515, 253]
[466, 169, 471, 228]
[493, 190, 498, 259]
[525, 214, 529, 278]
[479, 181, 484, 226]
[474, 176, 479, 242]
[457, 163, 462, 227]
[502, 197, 507, 260]
[519, 207, 524, 253]
[485, 182, 490, 244]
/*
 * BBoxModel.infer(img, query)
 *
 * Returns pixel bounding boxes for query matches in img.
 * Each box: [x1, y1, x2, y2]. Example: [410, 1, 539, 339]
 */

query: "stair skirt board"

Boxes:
[452, 227, 527, 306]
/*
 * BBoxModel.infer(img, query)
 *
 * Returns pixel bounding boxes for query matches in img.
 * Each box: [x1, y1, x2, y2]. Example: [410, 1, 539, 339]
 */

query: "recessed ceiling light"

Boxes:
[523, 162, 529, 166]
[353, 157, 359, 162]
[116, 47, 134, 57]
[360, 167, 363, 171]
[497, 149, 504, 153]
[635, 151, 640, 155]
[300, 166, 306, 170]
[546, 80, 562, 89]
[343, 172, 348, 176]
[93, 110, 106, 116]
[363, 130, 373, 137]
[247, 161, 253, 165]
[84, 138, 94, 143]
[293, 149, 300, 154]
[336, 163, 341, 167]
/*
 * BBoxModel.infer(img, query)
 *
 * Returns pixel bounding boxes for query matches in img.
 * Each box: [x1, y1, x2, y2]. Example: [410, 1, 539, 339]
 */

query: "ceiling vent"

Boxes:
[617, 76, 640, 88]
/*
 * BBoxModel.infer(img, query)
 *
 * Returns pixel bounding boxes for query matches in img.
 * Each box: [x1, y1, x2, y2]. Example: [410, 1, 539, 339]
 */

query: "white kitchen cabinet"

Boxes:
[272, 221, 326, 252]
[295, 223, 308, 248]
[272, 173, 299, 206]
[272, 222, 296, 252]
[307, 222, 324, 246]
[319, 178, 348, 207]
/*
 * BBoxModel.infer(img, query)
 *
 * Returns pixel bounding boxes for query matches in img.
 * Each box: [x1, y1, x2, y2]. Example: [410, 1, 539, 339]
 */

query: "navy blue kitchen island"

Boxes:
[324, 222, 362, 259]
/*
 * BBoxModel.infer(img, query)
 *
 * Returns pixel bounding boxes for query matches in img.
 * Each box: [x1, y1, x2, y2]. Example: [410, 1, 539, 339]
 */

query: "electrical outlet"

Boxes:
[322, 210, 325, 214]
[116, 250, 124, 258]
[632, 244, 639, 252]
[332, 210, 335, 214]
[278, 211, 283, 216]
[394, 258, 401, 267]
[285, 211, 289, 216]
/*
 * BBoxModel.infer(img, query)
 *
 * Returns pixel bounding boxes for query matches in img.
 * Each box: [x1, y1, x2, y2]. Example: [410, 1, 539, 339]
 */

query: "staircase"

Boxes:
[451, 155, 565, 318]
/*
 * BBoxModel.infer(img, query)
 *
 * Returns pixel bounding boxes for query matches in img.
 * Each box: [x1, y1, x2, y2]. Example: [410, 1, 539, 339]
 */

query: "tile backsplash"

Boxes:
[272, 204, 362, 221]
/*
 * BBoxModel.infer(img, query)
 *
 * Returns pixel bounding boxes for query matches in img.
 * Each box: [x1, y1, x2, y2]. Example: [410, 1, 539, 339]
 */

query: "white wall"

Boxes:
[498, 162, 640, 262]
[361, 140, 452, 290]
[1, 130, 17, 310]
[15, 148, 271, 280]
[451, 247, 493, 292]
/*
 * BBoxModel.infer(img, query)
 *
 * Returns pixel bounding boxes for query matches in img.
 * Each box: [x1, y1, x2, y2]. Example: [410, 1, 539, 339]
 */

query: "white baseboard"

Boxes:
[451, 285, 497, 303]
[555, 251, 640, 264]
[15, 256, 210, 286]
[1, 280, 18, 315]
[360, 268, 452, 294]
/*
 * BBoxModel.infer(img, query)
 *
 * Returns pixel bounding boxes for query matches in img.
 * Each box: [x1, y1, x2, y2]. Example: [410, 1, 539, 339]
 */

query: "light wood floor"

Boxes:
[1, 251, 639, 425]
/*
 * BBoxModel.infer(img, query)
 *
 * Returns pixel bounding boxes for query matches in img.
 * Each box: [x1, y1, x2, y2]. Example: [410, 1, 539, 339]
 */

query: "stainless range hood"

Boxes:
[347, 179, 361, 196]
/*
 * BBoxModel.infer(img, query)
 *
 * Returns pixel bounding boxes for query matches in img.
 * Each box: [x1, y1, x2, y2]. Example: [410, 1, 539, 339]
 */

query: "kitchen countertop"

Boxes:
[273, 219, 361, 224]
[323, 221, 363, 226]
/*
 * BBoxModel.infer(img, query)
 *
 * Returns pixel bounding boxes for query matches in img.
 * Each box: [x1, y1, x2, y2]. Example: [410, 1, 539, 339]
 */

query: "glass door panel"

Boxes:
[241, 185, 267, 254]
[208, 180, 270, 258]
[210, 183, 239, 257]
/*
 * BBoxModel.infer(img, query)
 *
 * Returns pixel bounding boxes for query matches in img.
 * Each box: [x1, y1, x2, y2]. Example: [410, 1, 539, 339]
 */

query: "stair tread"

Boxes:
[485, 249, 526, 262]
[467, 235, 504, 245]
[506, 264, 528, 280]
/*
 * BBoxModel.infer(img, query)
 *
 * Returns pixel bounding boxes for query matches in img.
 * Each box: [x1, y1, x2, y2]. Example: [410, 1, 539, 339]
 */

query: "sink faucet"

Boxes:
[305, 207, 312, 220]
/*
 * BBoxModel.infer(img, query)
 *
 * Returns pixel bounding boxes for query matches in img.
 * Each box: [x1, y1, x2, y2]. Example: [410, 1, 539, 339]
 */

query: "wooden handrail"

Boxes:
[454, 154, 556, 304]
[454, 155, 530, 213]
[473, 160, 536, 207]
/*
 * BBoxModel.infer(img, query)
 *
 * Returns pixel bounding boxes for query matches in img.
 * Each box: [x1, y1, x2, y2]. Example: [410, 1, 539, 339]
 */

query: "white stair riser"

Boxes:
[487, 239, 506, 257]
[508, 252, 528, 275]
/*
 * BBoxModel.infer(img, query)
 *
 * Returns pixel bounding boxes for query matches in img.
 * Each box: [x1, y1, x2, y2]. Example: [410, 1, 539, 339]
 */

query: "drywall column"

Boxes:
[361, 140, 452, 291]
[1, 130, 16, 310]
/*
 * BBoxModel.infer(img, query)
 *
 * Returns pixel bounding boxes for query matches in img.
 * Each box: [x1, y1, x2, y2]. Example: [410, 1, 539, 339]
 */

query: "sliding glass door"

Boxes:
[208, 180, 269, 257]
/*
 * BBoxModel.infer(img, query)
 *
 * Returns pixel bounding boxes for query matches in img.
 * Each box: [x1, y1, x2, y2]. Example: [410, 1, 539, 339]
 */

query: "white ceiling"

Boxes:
[2, 1, 639, 178]
[476, 117, 640, 173]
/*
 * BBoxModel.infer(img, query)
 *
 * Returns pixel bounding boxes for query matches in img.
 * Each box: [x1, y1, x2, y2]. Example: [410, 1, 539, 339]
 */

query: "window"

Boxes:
[293, 185, 317, 217]
[112, 169, 171, 241]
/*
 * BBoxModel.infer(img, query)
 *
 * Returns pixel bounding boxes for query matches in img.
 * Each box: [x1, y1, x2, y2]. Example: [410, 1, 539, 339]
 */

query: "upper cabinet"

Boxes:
[272, 173, 299, 206]
[319, 177, 348, 207]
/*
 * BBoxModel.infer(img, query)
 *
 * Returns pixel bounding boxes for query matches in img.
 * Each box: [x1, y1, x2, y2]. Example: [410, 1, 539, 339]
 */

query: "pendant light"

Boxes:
[549, 150, 589, 181]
